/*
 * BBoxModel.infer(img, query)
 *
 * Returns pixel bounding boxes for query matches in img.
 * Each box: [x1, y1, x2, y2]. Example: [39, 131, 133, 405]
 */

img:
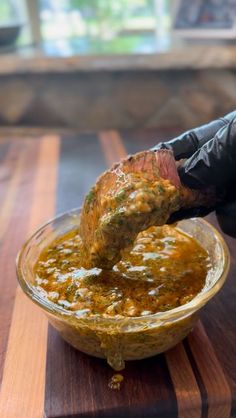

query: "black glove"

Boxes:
[152, 111, 236, 238]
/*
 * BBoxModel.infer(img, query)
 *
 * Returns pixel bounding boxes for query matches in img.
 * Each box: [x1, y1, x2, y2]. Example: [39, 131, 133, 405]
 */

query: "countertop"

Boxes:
[1, 43, 236, 74]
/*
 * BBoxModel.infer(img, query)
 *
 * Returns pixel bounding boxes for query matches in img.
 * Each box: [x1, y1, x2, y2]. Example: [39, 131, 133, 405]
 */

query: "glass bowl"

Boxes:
[16, 208, 230, 370]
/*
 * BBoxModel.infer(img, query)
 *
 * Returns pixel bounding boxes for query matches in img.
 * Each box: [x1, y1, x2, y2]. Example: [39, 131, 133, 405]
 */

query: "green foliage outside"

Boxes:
[0, 0, 169, 54]
[69, 0, 154, 37]
[0, 1, 17, 24]
[39, 0, 170, 55]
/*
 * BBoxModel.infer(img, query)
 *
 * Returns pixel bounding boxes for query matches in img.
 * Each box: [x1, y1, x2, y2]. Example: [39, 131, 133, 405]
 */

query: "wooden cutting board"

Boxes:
[0, 129, 235, 418]
[45, 321, 232, 418]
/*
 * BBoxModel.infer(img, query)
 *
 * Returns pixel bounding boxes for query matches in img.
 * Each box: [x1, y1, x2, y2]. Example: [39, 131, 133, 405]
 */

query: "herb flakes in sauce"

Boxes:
[34, 225, 209, 319]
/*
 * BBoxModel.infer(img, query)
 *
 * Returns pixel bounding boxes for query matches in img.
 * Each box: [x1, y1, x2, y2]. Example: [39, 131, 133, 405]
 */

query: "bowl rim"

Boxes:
[16, 208, 230, 327]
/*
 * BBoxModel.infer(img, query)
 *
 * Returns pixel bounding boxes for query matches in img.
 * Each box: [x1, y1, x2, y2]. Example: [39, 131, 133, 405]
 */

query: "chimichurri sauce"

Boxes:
[34, 225, 209, 317]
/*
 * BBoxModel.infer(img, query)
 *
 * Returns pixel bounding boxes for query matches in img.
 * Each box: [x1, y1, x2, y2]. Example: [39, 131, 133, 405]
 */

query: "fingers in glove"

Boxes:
[167, 206, 214, 225]
[178, 117, 236, 191]
[152, 110, 236, 160]
[222, 110, 236, 124]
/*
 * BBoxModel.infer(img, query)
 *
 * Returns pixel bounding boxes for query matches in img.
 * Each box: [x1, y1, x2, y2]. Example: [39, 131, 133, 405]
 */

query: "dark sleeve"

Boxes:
[216, 200, 236, 238]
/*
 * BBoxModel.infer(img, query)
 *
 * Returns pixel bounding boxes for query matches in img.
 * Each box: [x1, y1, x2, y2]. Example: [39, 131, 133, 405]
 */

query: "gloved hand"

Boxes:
[152, 111, 236, 238]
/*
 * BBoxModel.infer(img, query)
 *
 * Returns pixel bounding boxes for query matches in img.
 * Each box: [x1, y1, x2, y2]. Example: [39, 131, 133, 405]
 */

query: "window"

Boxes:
[0, 0, 171, 55]
[39, 0, 170, 55]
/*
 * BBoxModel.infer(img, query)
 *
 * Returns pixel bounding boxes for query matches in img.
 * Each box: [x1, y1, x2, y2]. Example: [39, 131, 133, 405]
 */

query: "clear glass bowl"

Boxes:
[16, 208, 230, 370]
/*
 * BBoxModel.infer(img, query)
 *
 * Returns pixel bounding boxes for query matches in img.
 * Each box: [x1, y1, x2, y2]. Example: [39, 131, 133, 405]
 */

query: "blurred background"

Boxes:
[0, 0, 170, 54]
[0, 0, 236, 131]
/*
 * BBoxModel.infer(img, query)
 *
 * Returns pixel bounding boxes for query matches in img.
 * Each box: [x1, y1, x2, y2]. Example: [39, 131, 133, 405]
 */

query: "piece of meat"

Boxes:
[80, 150, 214, 269]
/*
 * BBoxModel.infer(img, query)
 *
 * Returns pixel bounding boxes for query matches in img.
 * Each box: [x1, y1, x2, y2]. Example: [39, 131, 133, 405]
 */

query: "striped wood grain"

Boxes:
[0, 140, 41, 382]
[0, 130, 234, 418]
[101, 130, 232, 418]
[0, 136, 60, 418]
[45, 133, 114, 418]
[165, 343, 202, 418]
[102, 130, 203, 418]
[187, 322, 231, 418]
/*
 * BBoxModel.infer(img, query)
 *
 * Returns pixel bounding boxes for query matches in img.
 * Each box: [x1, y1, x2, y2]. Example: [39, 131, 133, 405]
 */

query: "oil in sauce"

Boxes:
[34, 225, 210, 318]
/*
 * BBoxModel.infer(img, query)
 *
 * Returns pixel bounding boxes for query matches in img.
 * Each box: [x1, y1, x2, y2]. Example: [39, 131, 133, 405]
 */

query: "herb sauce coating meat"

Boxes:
[80, 150, 214, 269]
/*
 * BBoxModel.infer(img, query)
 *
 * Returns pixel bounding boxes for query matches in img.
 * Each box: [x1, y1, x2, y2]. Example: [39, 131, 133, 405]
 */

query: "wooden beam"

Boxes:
[25, 0, 41, 45]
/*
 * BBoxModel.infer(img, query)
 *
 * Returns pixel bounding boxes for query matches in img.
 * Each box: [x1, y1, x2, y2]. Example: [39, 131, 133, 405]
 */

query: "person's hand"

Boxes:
[152, 111, 236, 237]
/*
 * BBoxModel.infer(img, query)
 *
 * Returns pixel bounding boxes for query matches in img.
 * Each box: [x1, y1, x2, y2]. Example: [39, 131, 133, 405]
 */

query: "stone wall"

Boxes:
[0, 69, 235, 130]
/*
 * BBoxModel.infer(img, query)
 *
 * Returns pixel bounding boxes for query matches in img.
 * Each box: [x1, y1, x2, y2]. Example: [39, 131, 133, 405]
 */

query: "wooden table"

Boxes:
[0, 128, 235, 418]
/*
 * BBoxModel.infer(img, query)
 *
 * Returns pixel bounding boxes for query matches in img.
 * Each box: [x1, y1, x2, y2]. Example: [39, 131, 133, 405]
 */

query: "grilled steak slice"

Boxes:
[80, 150, 214, 269]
